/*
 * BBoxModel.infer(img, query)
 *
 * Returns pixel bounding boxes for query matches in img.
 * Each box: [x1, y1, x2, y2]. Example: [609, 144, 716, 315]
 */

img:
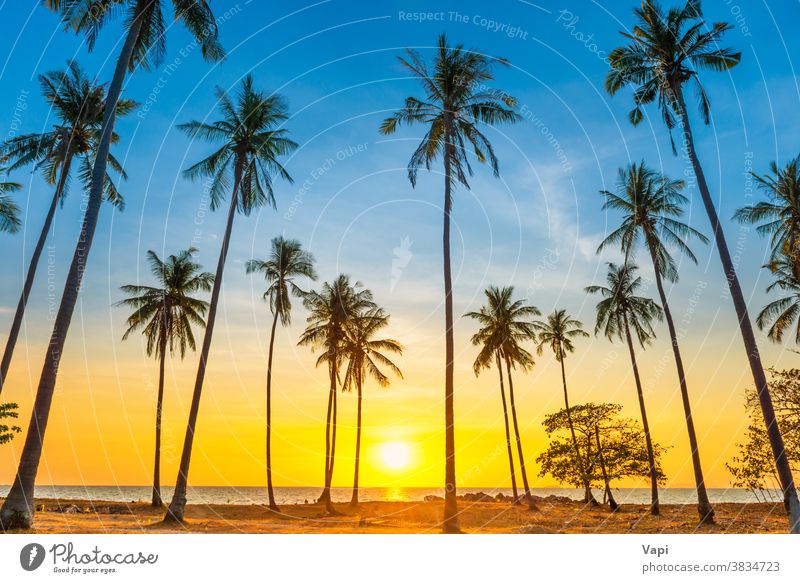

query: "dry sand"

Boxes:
[1, 497, 790, 534]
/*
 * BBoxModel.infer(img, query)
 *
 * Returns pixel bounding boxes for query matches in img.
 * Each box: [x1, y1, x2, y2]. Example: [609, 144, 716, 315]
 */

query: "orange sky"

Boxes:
[1, 277, 791, 491]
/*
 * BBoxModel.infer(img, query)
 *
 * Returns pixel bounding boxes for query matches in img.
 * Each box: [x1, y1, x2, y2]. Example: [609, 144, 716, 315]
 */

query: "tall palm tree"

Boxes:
[0, 0, 223, 531]
[340, 307, 403, 507]
[245, 237, 317, 511]
[380, 33, 519, 532]
[533, 309, 593, 504]
[587, 262, 664, 515]
[606, 0, 800, 531]
[756, 256, 800, 344]
[166, 77, 297, 522]
[465, 286, 539, 508]
[0, 61, 134, 395]
[597, 161, 714, 522]
[116, 248, 212, 507]
[0, 166, 21, 233]
[734, 156, 800, 266]
[299, 275, 376, 514]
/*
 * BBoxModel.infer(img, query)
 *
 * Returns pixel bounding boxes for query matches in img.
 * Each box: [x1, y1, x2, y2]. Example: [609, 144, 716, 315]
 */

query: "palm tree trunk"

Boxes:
[152, 330, 166, 507]
[329, 377, 338, 489]
[265, 309, 279, 510]
[560, 355, 596, 505]
[319, 353, 336, 513]
[0, 154, 72, 395]
[0, 9, 144, 531]
[442, 119, 459, 533]
[622, 314, 659, 515]
[165, 166, 241, 523]
[595, 425, 618, 511]
[647, 244, 713, 522]
[350, 371, 363, 507]
[673, 85, 799, 532]
[504, 356, 535, 509]
[495, 352, 518, 501]
[319, 359, 332, 504]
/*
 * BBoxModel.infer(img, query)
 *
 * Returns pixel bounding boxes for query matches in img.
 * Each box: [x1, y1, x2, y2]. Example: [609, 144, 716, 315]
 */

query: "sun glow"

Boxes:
[377, 441, 412, 471]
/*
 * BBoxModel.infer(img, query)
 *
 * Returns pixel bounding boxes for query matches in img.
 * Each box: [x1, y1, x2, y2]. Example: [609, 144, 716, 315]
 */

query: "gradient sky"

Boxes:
[1, 0, 799, 493]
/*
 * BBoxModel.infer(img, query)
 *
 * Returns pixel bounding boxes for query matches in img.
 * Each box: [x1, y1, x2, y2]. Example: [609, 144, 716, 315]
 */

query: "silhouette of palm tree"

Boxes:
[117, 248, 212, 507]
[597, 161, 713, 522]
[380, 33, 519, 532]
[587, 262, 663, 514]
[533, 310, 593, 504]
[0, 61, 133, 395]
[465, 286, 539, 508]
[246, 237, 317, 510]
[607, 0, 800, 531]
[166, 76, 297, 522]
[299, 275, 376, 514]
[340, 307, 403, 507]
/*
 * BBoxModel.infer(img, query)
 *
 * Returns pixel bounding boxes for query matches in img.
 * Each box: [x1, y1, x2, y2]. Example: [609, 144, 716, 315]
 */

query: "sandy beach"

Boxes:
[3, 497, 789, 534]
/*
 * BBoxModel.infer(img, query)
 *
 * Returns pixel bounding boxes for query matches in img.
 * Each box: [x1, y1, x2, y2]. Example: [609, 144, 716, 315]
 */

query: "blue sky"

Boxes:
[1, 1, 800, 489]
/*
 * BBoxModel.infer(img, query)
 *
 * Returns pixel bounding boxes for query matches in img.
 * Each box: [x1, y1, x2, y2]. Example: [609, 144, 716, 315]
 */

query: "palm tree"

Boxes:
[734, 156, 800, 266]
[465, 286, 539, 508]
[380, 33, 519, 532]
[166, 77, 297, 522]
[756, 256, 800, 344]
[597, 161, 714, 522]
[116, 248, 212, 507]
[299, 275, 376, 514]
[0, 61, 134, 395]
[606, 0, 800, 531]
[0, 0, 223, 531]
[340, 307, 403, 507]
[533, 309, 593, 504]
[587, 263, 664, 514]
[245, 237, 317, 511]
[0, 166, 21, 233]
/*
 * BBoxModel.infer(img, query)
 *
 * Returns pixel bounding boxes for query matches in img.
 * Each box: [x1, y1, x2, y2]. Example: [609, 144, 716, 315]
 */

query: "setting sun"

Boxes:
[377, 441, 412, 471]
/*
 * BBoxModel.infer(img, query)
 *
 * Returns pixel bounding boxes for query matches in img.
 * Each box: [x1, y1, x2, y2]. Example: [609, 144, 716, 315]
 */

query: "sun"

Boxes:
[378, 441, 412, 471]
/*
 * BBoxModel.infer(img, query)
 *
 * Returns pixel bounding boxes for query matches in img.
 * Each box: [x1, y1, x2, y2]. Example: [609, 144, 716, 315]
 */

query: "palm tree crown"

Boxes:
[586, 263, 663, 346]
[49, 0, 224, 69]
[299, 275, 376, 361]
[341, 307, 404, 392]
[756, 256, 800, 344]
[734, 156, 800, 265]
[0, 167, 21, 233]
[379, 33, 519, 189]
[179, 75, 297, 214]
[597, 162, 707, 280]
[245, 237, 317, 325]
[606, 0, 741, 149]
[533, 309, 589, 361]
[1, 61, 134, 207]
[465, 286, 539, 374]
[116, 248, 213, 357]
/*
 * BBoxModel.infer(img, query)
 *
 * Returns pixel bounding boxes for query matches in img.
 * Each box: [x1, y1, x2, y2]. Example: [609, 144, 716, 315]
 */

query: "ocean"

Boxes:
[9, 485, 777, 506]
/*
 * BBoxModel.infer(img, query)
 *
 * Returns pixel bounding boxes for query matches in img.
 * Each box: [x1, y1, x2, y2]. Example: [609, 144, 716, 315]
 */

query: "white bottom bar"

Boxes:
[2, 534, 797, 582]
